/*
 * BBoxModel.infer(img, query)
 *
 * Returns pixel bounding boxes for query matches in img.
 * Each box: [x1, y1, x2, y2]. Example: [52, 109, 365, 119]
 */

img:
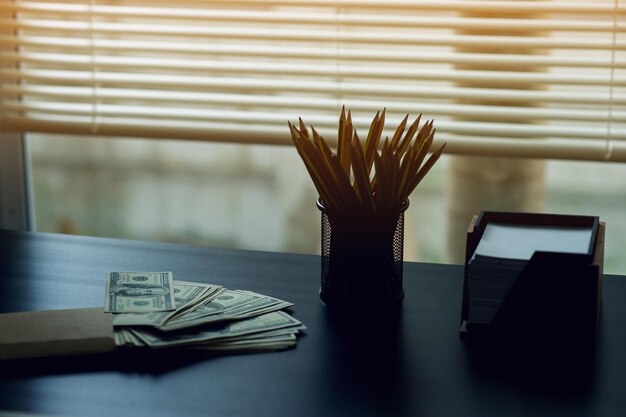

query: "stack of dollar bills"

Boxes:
[105, 272, 305, 353]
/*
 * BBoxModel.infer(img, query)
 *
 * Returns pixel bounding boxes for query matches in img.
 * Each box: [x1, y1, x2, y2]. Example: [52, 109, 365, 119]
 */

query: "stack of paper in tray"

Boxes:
[467, 224, 594, 325]
[105, 272, 304, 353]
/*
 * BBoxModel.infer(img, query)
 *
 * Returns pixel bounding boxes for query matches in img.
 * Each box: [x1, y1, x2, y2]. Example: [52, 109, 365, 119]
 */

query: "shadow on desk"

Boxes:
[462, 337, 597, 398]
[316, 308, 410, 417]
[0, 349, 231, 378]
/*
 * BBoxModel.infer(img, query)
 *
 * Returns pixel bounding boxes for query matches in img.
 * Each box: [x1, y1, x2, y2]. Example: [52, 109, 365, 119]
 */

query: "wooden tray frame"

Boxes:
[460, 211, 604, 344]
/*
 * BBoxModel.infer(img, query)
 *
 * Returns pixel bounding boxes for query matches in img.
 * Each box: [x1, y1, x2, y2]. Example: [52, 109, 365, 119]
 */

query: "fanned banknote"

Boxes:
[158, 290, 293, 332]
[112, 281, 223, 326]
[110, 276, 304, 354]
[131, 311, 303, 348]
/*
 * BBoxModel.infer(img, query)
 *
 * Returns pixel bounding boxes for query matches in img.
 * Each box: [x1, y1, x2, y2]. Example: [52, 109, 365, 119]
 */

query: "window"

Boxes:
[1, 1, 625, 272]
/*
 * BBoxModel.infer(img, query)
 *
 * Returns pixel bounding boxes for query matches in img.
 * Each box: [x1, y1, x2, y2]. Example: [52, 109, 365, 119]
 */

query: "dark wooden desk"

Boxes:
[1, 230, 625, 417]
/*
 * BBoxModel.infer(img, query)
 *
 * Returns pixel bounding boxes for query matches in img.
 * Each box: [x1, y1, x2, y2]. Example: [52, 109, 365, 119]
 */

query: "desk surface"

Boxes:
[1, 230, 625, 417]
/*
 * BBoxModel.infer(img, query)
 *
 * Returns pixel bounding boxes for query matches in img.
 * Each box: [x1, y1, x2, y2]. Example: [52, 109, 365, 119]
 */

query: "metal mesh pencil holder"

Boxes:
[318, 198, 409, 307]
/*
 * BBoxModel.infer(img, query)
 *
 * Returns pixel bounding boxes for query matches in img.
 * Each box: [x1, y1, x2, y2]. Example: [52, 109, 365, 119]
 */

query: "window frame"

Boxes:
[0, 132, 32, 231]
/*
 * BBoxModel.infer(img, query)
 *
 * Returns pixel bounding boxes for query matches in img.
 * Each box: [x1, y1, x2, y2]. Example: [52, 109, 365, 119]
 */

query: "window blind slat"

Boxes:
[4, 115, 625, 162]
[4, 69, 624, 105]
[14, 0, 624, 15]
[6, 20, 623, 51]
[5, 101, 624, 141]
[3, 52, 623, 87]
[7, 86, 624, 123]
[3, 3, 624, 33]
[1, 35, 623, 69]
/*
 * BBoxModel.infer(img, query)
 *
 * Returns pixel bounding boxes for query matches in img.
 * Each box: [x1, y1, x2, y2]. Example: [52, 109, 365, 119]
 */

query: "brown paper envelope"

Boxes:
[0, 307, 116, 360]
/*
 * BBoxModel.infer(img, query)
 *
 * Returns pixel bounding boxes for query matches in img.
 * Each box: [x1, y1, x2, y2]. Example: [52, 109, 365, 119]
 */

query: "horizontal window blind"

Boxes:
[0, 0, 624, 161]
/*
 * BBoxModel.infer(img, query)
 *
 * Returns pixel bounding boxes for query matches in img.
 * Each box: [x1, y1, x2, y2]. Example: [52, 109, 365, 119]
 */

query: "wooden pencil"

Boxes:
[288, 108, 445, 215]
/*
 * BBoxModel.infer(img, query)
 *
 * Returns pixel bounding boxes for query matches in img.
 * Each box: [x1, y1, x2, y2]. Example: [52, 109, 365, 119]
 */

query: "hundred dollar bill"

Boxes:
[114, 328, 146, 347]
[133, 311, 303, 348]
[228, 290, 294, 318]
[196, 298, 293, 324]
[166, 285, 225, 321]
[105, 271, 176, 313]
[159, 289, 257, 328]
[113, 281, 223, 327]
[159, 290, 293, 331]
[192, 333, 298, 352]
[114, 331, 124, 346]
